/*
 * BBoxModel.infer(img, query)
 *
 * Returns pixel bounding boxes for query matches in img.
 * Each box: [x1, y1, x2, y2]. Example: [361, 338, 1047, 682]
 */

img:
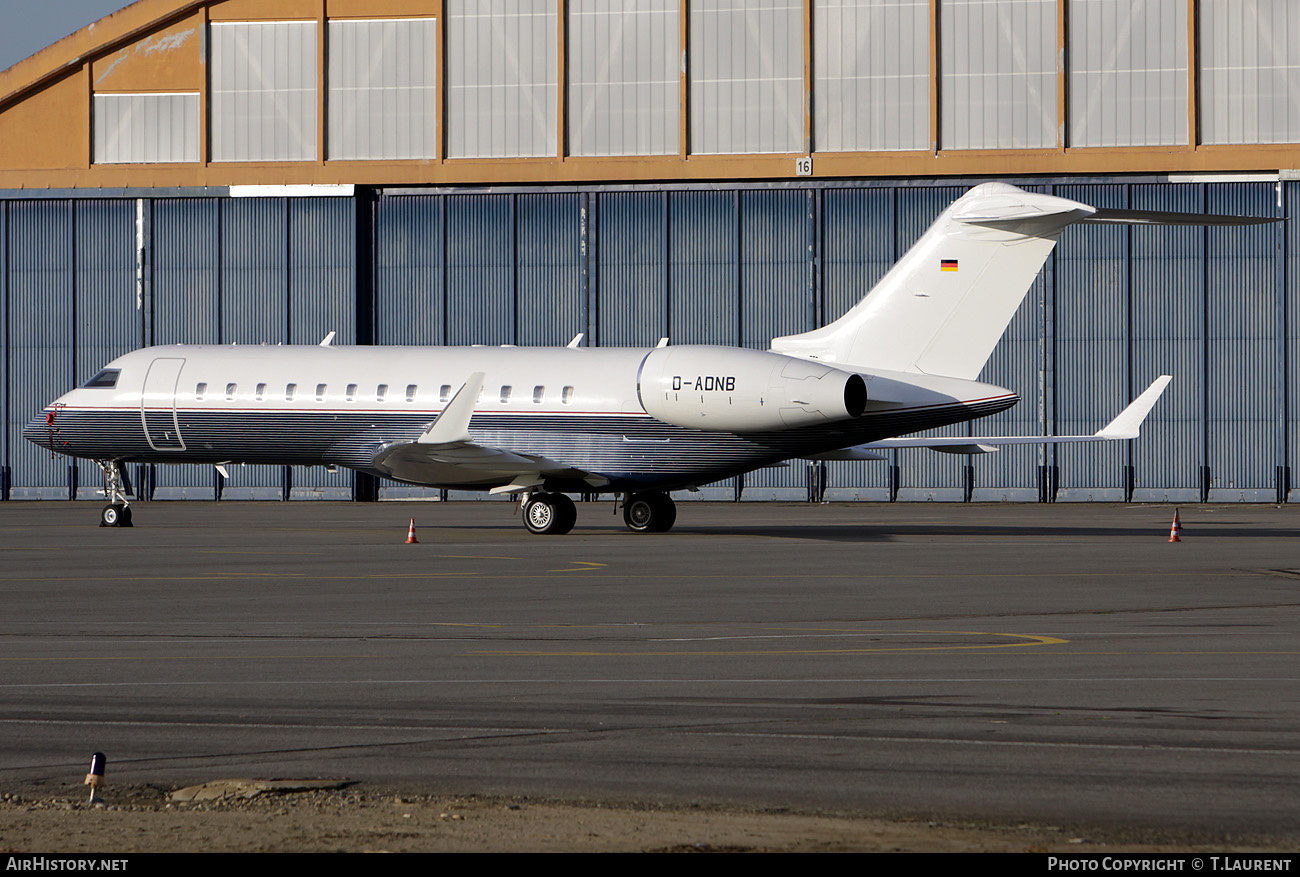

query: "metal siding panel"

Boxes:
[814, 0, 929, 152]
[517, 193, 585, 347]
[73, 200, 143, 496]
[0, 204, 5, 497]
[1130, 183, 1204, 502]
[149, 198, 220, 499]
[221, 198, 288, 344]
[93, 93, 201, 164]
[7, 202, 73, 498]
[375, 195, 445, 345]
[1206, 183, 1276, 499]
[940, 0, 1056, 149]
[689, 0, 802, 154]
[1201, 0, 1300, 144]
[1068, 0, 1187, 147]
[328, 19, 439, 160]
[822, 187, 894, 323]
[219, 198, 288, 499]
[972, 258, 1046, 501]
[596, 191, 667, 346]
[820, 186, 895, 500]
[740, 189, 808, 496]
[669, 190, 737, 346]
[372, 194, 444, 499]
[1053, 184, 1127, 501]
[211, 21, 318, 162]
[288, 198, 355, 346]
[447, 194, 513, 345]
[288, 197, 356, 498]
[1289, 181, 1300, 500]
[446, 0, 558, 158]
[894, 188, 965, 500]
[740, 189, 807, 350]
[152, 199, 221, 346]
[569, 0, 678, 156]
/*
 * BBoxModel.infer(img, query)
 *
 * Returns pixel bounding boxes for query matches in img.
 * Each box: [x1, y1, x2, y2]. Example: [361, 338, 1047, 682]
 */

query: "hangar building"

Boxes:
[0, 0, 1296, 504]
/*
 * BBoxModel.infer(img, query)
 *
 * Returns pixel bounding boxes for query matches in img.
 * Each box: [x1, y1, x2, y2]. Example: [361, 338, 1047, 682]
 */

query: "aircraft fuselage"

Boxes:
[26, 344, 1017, 495]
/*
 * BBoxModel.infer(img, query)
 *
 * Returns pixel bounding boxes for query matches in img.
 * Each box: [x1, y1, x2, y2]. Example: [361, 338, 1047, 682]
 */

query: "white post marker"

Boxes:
[85, 752, 105, 804]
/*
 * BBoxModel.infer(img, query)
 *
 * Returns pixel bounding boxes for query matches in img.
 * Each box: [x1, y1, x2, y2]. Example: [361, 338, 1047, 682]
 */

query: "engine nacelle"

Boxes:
[637, 346, 867, 432]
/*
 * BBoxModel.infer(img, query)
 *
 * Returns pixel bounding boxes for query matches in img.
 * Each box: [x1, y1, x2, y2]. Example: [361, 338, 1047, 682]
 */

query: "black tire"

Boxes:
[623, 492, 676, 533]
[523, 494, 576, 535]
[100, 504, 123, 527]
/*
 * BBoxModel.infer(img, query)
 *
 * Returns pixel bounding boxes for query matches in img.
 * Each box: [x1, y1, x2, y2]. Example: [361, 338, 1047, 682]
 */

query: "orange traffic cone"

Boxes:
[1168, 509, 1182, 543]
[405, 518, 419, 544]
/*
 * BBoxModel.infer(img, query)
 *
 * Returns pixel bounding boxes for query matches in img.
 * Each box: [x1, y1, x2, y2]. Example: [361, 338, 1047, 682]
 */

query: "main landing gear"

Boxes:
[518, 490, 677, 535]
[97, 461, 133, 528]
[622, 492, 676, 533]
[522, 492, 577, 535]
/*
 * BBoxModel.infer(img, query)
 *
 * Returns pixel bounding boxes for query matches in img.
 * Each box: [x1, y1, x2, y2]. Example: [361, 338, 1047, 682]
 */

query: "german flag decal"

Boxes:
[940, 259, 959, 272]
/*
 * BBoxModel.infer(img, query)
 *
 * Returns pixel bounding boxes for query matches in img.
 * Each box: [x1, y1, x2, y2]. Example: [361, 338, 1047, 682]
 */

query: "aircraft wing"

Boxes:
[829, 375, 1171, 457]
[368, 373, 609, 492]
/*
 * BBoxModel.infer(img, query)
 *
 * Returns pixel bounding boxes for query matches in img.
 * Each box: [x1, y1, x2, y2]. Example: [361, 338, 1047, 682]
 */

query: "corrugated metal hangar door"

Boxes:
[0, 180, 1289, 503]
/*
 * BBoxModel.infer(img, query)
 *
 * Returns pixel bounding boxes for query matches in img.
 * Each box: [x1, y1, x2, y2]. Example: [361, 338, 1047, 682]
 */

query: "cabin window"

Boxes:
[82, 369, 120, 389]
[532, 385, 544, 404]
[315, 383, 327, 402]
[439, 384, 451, 403]
[405, 384, 417, 402]
[285, 383, 297, 401]
[346, 383, 357, 402]
[500, 385, 512, 403]
[195, 382, 207, 400]
[225, 383, 238, 400]
[255, 382, 267, 401]
[376, 384, 388, 402]
[562, 386, 574, 404]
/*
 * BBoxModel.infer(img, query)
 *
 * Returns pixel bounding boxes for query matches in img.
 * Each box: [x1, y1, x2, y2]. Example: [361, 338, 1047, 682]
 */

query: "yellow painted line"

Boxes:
[474, 630, 1067, 657]
[194, 550, 525, 561]
[548, 561, 607, 573]
[0, 570, 1241, 583]
[1016, 650, 1300, 656]
[0, 654, 384, 663]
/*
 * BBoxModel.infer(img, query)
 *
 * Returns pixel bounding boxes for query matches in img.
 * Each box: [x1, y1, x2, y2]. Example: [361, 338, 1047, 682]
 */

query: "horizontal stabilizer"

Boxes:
[1084, 209, 1278, 227]
[930, 443, 999, 455]
[801, 448, 889, 462]
[848, 376, 1172, 454]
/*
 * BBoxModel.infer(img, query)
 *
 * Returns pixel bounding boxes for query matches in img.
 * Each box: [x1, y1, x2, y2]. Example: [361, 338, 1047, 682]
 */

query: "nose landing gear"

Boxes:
[97, 461, 133, 528]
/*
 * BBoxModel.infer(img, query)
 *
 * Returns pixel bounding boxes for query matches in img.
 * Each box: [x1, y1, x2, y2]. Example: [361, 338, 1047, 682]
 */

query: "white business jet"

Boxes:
[25, 183, 1267, 533]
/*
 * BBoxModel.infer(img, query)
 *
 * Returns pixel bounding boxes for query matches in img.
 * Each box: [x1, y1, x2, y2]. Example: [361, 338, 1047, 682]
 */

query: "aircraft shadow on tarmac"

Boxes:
[645, 522, 1300, 543]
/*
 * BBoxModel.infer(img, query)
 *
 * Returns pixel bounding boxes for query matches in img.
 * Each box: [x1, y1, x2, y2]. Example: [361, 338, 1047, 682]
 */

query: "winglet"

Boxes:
[567, 333, 584, 348]
[319, 331, 336, 347]
[1096, 375, 1172, 439]
[419, 372, 485, 445]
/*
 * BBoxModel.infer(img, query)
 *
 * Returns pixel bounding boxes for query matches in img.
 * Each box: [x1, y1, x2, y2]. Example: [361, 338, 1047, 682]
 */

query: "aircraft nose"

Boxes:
[22, 407, 58, 450]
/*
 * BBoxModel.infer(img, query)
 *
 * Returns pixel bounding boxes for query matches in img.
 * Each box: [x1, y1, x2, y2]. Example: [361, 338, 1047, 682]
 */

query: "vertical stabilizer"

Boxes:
[771, 183, 1094, 379]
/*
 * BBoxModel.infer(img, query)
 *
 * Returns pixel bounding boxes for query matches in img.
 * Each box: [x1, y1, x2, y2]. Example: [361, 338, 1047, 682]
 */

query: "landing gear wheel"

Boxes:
[100, 503, 132, 528]
[96, 461, 133, 527]
[523, 493, 577, 535]
[623, 492, 676, 533]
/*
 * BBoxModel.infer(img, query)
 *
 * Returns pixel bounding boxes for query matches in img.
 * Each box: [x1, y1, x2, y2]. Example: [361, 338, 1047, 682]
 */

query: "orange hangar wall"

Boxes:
[0, 0, 1298, 190]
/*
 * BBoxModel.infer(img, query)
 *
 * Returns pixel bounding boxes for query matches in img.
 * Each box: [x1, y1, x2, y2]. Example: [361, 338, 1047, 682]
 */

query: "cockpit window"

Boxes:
[82, 369, 120, 389]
